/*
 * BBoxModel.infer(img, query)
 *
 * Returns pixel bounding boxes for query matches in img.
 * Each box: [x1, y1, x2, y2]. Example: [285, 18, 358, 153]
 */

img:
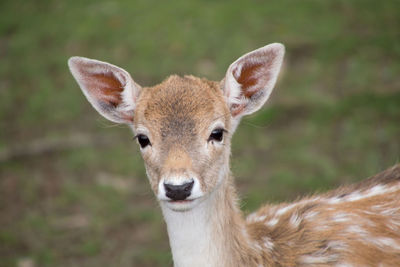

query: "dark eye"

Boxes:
[208, 128, 225, 142]
[136, 134, 151, 148]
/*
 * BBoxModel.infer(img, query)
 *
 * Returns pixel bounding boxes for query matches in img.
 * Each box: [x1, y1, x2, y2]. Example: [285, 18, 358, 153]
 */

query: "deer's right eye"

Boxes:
[136, 134, 151, 148]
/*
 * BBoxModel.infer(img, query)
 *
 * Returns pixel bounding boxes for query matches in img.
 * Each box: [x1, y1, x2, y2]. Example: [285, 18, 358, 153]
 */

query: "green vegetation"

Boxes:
[1, 0, 399, 266]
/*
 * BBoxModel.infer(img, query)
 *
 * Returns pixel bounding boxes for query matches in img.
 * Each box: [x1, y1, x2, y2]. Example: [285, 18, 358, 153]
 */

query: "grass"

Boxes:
[1, 0, 399, 266]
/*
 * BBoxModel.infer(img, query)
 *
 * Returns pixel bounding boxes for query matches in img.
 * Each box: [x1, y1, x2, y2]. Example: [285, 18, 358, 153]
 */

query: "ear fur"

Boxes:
[222, 43, 285, 118]
[68, 57, 141, 124]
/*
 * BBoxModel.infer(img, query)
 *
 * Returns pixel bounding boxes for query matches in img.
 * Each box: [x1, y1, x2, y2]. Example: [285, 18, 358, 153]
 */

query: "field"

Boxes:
[1, 0, 399, 266]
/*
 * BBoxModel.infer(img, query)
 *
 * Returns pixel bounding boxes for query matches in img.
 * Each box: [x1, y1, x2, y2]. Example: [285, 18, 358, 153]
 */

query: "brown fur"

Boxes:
[134, 75, 231, 194]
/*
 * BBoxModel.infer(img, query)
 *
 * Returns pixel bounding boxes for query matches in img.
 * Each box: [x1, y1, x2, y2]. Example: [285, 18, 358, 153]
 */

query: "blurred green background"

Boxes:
[1, 0, 399, 266]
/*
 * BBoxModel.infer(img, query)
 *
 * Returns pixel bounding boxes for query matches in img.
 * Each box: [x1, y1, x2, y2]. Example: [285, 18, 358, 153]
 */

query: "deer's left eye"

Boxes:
[208, 128, 225, 142]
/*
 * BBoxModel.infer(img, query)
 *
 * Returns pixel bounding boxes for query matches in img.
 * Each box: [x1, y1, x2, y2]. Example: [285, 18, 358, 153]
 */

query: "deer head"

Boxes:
[68, 43, 285, 212]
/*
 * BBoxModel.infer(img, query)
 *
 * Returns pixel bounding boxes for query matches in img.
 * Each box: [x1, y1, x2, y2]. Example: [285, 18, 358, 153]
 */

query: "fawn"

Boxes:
[68, 43, 400, 267]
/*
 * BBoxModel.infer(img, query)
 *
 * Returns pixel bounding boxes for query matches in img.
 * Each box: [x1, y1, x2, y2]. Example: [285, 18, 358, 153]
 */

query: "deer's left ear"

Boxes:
[222, 43, 284, 118]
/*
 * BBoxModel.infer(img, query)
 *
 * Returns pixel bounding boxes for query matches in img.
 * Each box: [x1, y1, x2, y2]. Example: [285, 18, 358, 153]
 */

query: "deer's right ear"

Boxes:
[68, 57, 141, 124]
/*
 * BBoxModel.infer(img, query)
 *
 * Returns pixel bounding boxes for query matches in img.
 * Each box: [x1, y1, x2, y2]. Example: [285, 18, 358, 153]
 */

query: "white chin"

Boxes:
[162, 198, 201, 212]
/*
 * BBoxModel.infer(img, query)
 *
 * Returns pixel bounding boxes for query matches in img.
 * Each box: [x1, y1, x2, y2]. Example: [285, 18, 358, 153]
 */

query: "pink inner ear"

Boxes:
[233, 62, 264, 97]
[85, 71, 124, 107]
[231, 61, 267, 116]
[230, 50, 279, 117]
[233, 50, 278, 98]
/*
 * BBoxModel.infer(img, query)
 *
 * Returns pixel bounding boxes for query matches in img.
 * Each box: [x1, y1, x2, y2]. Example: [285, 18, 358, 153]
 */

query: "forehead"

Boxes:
[134, 75, 229, 135]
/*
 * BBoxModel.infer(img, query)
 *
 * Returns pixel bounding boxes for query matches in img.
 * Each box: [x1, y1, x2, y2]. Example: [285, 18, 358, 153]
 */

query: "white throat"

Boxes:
[160, 193, 223, 267]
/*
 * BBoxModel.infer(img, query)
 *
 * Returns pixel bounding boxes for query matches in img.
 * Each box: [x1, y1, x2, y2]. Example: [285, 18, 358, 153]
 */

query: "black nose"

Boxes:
[164, 180, 194, 201]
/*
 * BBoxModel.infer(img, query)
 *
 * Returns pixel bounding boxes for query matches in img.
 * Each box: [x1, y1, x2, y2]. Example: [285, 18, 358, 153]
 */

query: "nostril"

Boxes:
[164, 184, 172, 192]
[183, 180, 194, 192]
[163, 180, 194, 201]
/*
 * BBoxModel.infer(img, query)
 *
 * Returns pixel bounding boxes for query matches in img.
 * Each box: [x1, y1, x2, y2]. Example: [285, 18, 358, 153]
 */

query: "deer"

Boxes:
[68, 43, 400, 267]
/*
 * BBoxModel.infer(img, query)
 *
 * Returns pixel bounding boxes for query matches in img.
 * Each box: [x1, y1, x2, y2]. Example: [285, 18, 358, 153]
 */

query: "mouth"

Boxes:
[163, 198, 200, 212]
[168, 199, 193, 204]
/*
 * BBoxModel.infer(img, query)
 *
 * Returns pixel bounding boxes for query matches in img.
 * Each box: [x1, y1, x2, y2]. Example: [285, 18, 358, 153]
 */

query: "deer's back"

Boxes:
[246, 164, 400, 266]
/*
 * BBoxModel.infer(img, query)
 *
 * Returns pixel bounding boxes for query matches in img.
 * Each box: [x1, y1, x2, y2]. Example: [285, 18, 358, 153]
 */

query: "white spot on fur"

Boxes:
[332, 213, 351, 223]
[346, 191, 364, 202]
[327, 197, 342, 204]
[304, 211, 320, 221]
[345, 225, 368, 236]
[289, 212, 302, 227]
[246, 214, 267, 223]
[299, 254, 338, 264]
[246, 212, 260, 223]
[266, 218, 279, 227]
[254, 215, 266, 222]
[262, 237, 274, 250]
[370, 237, 400, 249]
[275, 203, 297, 216]
[335, 263, 355, 267]
[366, 184, 387, 196]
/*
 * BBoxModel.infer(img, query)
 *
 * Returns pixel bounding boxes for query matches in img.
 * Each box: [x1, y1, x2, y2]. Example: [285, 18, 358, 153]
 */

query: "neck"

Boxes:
[160, 173, 257, 267]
